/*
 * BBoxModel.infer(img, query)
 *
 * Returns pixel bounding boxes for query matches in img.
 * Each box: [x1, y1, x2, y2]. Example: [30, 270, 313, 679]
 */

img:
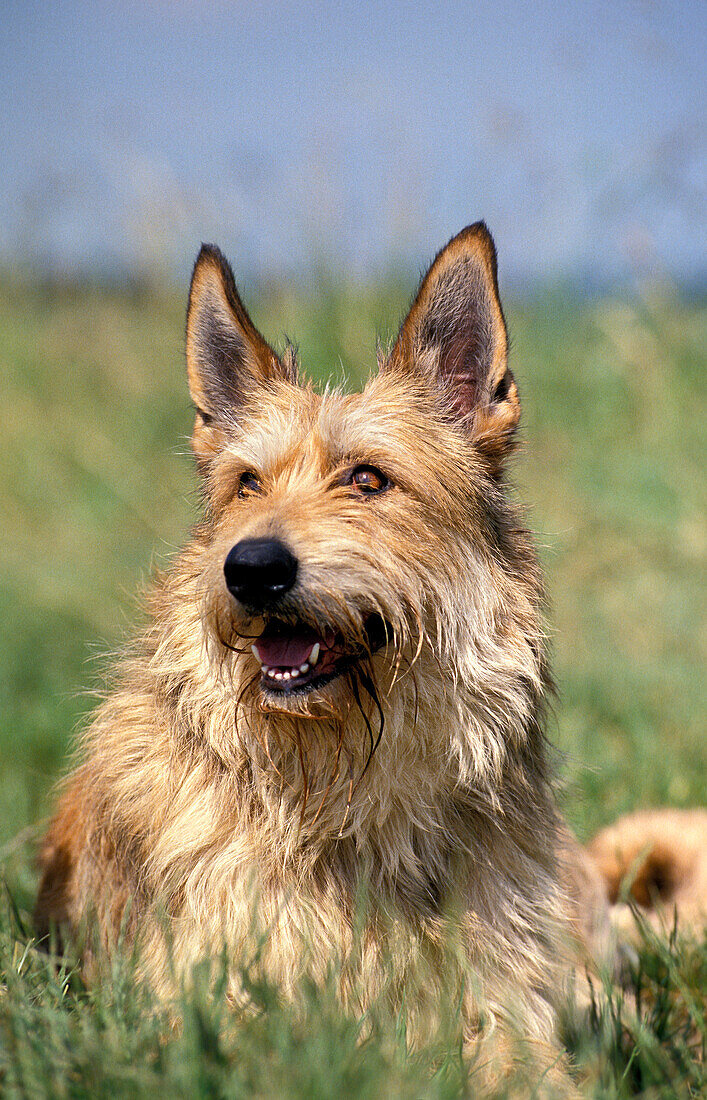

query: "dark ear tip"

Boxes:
[457, 221, 497, 257]
[461, 219, 492, 238]
[189, 244, 238, 303]
[195, 241, 223, 260]
[193, 242, 230, 276]
[428, 222, 499, 283]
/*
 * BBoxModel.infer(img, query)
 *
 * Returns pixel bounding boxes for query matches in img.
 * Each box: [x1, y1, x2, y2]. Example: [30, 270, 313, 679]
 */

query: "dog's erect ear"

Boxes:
[186, 244, 294, 463]
[386, 222, 519, 463]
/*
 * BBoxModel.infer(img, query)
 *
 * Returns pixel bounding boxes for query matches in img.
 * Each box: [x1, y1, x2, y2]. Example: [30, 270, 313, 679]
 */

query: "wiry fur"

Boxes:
[37, 224, 625, 1091]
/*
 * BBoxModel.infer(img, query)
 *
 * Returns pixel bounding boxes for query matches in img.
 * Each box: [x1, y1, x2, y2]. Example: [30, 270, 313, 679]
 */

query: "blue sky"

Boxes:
[2, 0, 705, 285]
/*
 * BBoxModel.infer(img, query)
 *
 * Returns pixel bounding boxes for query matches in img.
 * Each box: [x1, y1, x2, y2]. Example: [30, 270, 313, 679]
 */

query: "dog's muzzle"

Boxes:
[224, 537, 298, 610]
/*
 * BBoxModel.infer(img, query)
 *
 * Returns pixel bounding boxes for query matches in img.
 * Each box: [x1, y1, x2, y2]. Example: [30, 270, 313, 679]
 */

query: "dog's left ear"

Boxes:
[386, 222, 519, 465]
[186, 244, 295, 466]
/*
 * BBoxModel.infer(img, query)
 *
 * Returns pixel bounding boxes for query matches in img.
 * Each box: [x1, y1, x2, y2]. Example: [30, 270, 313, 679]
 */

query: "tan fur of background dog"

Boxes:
[35, 224, 705, 1093]
[589, 808, 707, 941]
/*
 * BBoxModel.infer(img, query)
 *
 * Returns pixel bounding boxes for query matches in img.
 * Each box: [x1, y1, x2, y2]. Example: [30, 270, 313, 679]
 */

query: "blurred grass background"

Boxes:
[0, 275, 705, 1096]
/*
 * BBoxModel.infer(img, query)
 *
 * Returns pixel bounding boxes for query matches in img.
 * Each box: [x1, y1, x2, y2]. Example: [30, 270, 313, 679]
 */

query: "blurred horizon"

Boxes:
[2, 0, 705, 290]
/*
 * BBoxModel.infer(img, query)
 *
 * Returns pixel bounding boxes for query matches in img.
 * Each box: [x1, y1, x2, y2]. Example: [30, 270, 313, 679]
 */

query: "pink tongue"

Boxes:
[254, 631, 319, 669]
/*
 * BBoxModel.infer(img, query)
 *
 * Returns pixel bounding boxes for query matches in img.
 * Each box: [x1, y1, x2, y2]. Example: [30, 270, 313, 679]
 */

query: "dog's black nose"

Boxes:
[224, 538, 298, 609]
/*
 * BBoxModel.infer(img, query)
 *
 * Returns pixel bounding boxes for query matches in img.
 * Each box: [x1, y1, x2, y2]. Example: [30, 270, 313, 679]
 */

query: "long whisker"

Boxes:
[354, 666, 385, 787]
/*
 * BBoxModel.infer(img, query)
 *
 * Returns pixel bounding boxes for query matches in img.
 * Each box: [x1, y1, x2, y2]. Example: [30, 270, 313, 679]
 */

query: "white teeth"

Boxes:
[256, 641, 323, 686]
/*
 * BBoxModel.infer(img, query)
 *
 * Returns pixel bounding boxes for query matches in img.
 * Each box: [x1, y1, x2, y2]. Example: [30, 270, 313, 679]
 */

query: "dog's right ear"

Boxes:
[186, 244, 294, 465]
[385, 223, 519, 471]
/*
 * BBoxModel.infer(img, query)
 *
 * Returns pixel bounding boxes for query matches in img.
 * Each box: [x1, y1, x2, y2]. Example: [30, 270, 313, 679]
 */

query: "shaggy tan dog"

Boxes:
[35, 223, 704, 1093]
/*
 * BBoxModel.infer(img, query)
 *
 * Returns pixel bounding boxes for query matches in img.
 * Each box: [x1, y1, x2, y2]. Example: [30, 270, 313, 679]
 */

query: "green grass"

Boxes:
[0, 275, 704, 1096]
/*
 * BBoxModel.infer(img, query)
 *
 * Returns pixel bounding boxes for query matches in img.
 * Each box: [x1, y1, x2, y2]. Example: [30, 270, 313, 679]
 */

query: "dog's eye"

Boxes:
[349, 465, 390, 496]
[238, 472, 262, 498]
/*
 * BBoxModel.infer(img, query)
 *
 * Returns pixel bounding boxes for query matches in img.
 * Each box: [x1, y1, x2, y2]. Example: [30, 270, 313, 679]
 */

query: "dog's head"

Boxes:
[184, 225, 539, 745]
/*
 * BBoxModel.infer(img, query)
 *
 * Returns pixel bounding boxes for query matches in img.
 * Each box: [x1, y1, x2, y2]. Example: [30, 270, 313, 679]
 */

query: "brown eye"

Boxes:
[238, 471, 262, 498]
[349, 465, 390, 496]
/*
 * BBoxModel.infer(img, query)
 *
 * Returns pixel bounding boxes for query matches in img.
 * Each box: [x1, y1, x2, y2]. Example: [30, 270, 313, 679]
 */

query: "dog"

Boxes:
[35, 223, 704, 1092]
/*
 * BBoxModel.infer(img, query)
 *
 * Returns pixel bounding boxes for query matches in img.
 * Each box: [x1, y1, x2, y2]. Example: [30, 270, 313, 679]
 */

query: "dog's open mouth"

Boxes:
[251, 614, 388, 696]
